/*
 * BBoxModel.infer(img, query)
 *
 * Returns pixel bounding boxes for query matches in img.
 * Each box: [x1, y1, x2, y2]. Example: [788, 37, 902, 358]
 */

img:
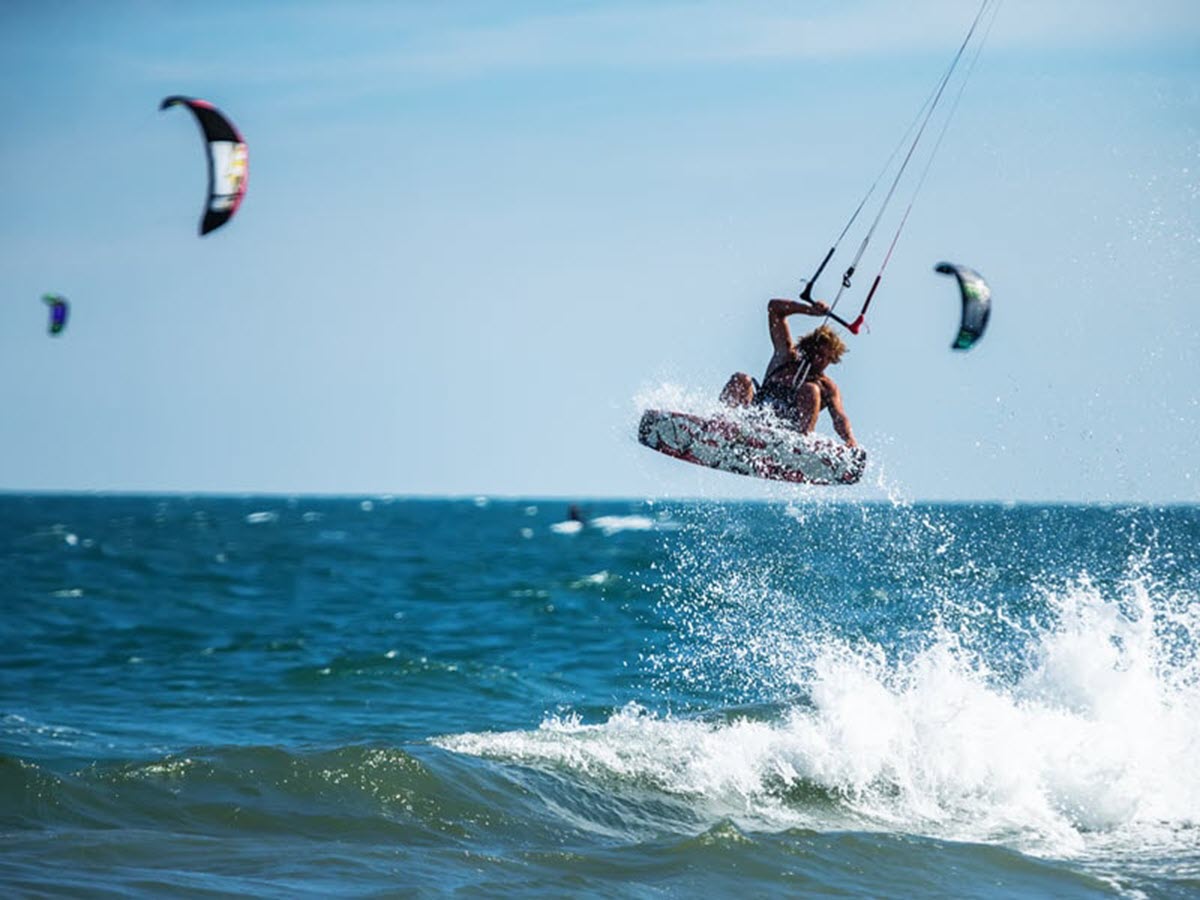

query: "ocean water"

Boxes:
[2, 495, 1199, 898]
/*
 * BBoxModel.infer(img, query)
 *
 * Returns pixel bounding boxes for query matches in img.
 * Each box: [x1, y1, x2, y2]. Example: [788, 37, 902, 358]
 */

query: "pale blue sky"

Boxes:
[1, 1, 1197, 501]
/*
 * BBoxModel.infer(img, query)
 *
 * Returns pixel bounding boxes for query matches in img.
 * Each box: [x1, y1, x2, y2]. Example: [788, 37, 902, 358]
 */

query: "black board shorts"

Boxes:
[752, 378, 796, 420]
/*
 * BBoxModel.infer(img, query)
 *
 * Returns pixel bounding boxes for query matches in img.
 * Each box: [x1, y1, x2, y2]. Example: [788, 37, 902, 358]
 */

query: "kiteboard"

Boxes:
[637, 409, 866, 485]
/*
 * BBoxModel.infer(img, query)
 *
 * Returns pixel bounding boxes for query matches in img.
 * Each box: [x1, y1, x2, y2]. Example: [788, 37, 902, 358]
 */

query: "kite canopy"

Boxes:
[935, 262, 991, 351]
[160, 96, 248, 235]
[42, 294, 69, 336]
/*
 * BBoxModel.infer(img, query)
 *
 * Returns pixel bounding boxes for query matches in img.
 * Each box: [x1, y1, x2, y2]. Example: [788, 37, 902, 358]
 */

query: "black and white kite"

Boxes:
[935, 262, 991, 351]
[160, 96, 248, 236]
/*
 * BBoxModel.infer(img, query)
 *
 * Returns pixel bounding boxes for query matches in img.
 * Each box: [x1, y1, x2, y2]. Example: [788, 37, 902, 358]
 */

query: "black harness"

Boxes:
[753, 350, 812, 419]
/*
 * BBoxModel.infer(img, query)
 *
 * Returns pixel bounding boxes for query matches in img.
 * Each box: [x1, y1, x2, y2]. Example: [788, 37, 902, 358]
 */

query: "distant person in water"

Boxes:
[567, 504, 586, 524]
[719, 298, 857, 448]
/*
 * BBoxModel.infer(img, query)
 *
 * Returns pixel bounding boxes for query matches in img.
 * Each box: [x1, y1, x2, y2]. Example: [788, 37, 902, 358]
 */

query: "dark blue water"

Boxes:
[3, 495, 1199, 897]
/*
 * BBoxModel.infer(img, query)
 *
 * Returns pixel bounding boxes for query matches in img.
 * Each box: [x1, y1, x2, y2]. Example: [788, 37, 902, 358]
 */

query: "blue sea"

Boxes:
[3, 495, 1199, 898]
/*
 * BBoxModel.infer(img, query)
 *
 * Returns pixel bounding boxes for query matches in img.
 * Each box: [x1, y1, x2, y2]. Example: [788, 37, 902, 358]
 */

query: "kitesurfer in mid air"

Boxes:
[719, 298, 857, 447]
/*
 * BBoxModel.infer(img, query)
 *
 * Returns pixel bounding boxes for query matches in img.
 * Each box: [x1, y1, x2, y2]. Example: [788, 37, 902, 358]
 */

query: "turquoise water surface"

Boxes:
[3, 496, 1199, 897]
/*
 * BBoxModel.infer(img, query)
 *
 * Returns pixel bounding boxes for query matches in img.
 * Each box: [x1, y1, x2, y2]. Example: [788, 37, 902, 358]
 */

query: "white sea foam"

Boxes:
[571, 571, 615, 588]
[2, 714, 90, 746]
[551, 514, 675, 536]
[589, 515, 657, 535]
[440, 566, 1200, 865]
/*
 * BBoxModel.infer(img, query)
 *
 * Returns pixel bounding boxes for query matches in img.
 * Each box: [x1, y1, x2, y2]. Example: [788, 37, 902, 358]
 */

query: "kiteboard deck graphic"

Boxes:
[637, 408, 866, 485]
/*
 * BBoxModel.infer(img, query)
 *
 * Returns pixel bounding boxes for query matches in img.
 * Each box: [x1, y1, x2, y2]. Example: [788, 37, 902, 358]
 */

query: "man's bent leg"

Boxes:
[720, 373, 755, 407]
